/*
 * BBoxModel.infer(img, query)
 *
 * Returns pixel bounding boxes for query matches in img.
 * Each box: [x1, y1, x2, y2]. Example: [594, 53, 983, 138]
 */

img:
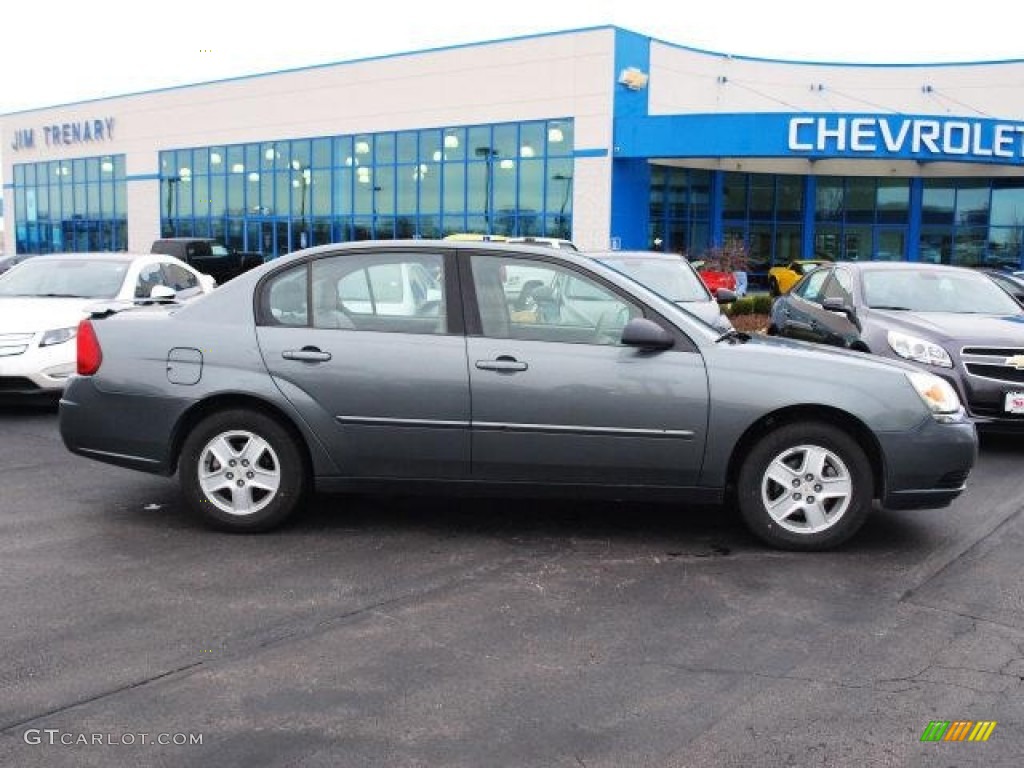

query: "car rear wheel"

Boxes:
[179, 409, 308, 532]
[736, 421, 873, 551]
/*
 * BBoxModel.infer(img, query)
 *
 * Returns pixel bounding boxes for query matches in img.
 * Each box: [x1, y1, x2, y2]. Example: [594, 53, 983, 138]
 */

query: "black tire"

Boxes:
[178, 409, 309, 532]
[736, 421, 873, 551]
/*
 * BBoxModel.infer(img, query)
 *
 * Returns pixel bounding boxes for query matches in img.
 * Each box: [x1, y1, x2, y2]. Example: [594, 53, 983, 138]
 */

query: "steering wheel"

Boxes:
[593, 305, 631, 344]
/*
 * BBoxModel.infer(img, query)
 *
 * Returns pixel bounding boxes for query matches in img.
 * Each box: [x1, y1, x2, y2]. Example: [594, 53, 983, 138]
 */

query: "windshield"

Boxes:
[0, 259, 129, 299]
[597, 257, 710, 302]
[862, 269, 1023, 314]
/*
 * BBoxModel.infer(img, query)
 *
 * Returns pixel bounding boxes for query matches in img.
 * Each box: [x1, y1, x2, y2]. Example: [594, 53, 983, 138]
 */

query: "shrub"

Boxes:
[752, 294, 773, 314]
[725, 297, 756, 316]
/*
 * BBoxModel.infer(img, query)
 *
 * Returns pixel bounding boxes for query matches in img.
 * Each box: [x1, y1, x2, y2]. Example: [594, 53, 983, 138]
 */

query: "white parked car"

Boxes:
[0, 252, 215, 395]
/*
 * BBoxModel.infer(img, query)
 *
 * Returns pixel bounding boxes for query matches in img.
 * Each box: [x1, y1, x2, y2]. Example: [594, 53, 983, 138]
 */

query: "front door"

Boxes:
[255, 249, 470, 479]
[464, 253, 709, 486]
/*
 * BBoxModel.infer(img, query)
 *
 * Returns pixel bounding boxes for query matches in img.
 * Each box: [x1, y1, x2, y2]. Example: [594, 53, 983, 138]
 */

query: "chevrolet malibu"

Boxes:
[59, 241, 978, 551]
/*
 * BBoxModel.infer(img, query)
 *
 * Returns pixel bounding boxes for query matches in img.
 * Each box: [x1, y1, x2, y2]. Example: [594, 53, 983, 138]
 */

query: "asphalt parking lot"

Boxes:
[1, 405, 1022, 767]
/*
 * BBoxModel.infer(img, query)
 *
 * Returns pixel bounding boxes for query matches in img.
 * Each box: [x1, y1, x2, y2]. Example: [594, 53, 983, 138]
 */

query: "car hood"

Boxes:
[0, 297, 99, 333]
[675, 299, 732, 330]
[866, 309, 1024, 345]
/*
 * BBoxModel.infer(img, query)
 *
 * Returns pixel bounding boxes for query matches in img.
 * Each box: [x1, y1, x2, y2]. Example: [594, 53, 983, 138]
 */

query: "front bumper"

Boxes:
[0, 340, 76, 394]
[877, 415, 978, 510]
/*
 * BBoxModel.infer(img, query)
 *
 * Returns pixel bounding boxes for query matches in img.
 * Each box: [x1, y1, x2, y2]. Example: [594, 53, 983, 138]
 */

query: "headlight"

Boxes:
[887, 331, 952, 368]
[39, 326, 78, 347]
[906, 371, 961, 415]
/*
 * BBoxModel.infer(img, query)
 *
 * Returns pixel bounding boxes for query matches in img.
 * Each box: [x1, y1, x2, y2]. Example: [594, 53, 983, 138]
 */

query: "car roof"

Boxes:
[19, 252, 151, 263]
[822, 261, 978, 273]
[584, 250, 685, 262]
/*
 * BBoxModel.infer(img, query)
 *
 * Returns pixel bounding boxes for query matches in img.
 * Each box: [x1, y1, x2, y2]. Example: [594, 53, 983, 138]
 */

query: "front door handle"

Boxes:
[475, 356, 528, 373]
[282, 346, 332, 362]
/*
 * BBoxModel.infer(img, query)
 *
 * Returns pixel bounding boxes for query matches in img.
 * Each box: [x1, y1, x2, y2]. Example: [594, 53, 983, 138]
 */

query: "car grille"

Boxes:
[960, 345, 1024, 385]
[0, 332, 34, 357]
[0, 377, 40, 392]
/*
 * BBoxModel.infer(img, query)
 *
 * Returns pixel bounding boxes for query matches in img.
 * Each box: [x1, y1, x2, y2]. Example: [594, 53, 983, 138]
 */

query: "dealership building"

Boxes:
[3, 26, 1024, 287]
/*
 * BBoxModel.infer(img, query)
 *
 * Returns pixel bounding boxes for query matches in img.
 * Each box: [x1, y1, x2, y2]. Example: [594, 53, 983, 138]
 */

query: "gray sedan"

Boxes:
[59, 241, 978, 551]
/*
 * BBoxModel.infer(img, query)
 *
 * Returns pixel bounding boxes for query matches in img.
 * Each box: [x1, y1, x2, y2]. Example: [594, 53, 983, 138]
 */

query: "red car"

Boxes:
[691, 261, 737, 294]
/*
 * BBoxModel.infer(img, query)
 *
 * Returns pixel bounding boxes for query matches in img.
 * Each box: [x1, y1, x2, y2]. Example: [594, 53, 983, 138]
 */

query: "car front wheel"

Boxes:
[179, 409, 308, 532]
[736, 421, 873, 551]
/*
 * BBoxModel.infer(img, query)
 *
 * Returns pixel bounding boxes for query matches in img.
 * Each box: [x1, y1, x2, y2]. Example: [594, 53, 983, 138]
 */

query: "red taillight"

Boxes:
[76, 319, 103, 375]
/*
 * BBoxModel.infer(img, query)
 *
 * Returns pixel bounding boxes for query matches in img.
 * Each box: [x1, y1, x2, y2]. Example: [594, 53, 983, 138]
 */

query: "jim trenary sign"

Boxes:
[787, 115, 1024, 161]
[10, 117, 116, 152]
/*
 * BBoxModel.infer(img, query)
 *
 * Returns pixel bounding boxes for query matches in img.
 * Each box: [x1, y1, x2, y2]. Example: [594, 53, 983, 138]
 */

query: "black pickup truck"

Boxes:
[150, 238, 264, 284]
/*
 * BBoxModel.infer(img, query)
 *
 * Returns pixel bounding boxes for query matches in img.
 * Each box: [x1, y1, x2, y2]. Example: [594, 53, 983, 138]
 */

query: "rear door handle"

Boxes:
[282, 347, 332, 362]
[475, 356, 528, 373]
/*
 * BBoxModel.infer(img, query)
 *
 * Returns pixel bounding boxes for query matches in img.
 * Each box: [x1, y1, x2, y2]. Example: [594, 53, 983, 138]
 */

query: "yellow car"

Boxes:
[769, 259, 832, 297]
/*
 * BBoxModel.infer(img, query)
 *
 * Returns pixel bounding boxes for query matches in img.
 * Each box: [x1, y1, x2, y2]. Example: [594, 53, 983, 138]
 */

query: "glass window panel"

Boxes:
[258, 170, 274, 215]
[334, 168, 352, 216]
[749, 176, 774, 220]
[493, 160, 516, 231]
[877, 179, 909, 224]
[87, 181, 100, 216]
[49, 184, 61, 220]
[518, 159, 544, 223]
[520, 123, 545, 161]
[546, 120, 572, 154]
[245, 171, 261, 214]
[290, 140, 311, 171]
[310, 170, 330, 216]
[775, 224, 802, 264]
[354, 171, 373, 215]
[468, 126, 492, 162]
[955, 182, 990, 226]
[36, 182, 50, 218]
[191, 175, 209, 217]
[419, 130, 442, 164]
[844, 178, 875, 223]
[397, 165, 419, 216]
[442, 214, 466, 236]
[876, 229, 905, 260]
[990, 184, 1024, 227]
[85, 157, 99, 183]
[723, 173, 747, 218]
[208, 146, 226, 174]
[188, 149, 206, 176]
[352, 216, 373, 241]
[493, 124, 518, 163]
[468, 163, 488, 225]
[210, 175, 228, 217]
[353, 134, 373, 166]
[114, 181, 125, 218]
[374, 166, 395, 216]
[291, 170, 311, 219]
[546, 159, 573, 216]
[374, 133, 395, 165]
[262, 142, 282, 169]
[986, 227, 1024, 267]
[396, 132, 418, 164]
[418, 164, 440, 217]
[776, 175, 803, 220]
[14, 165, 25, 185]
[71, 158, 85, 181]
[442, 128, 465, 162]
[226, 145, 245, 175]
[227, 174, 244, 215]
[443, 163, 465, 214]
[245, 144, 260, 175]
[335, 136, 354, 169]
[919, 227, 951, 264]
[276, 172, 292, 216]
[952, 227, 987, 266]
[922, 182, 955, 225]
[312, 138, 332, 168]
[815, 177, 844, 221]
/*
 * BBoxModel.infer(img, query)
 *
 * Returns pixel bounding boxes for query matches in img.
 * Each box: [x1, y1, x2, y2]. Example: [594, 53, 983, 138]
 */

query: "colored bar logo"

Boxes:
[920, 721, 997, 742]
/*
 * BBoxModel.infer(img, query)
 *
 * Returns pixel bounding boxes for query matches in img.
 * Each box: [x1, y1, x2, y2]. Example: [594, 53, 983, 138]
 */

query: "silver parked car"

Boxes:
[59, 241, 978, 550]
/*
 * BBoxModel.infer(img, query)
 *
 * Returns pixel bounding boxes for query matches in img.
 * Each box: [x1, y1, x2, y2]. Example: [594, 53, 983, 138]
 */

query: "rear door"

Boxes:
[255, 248, 471, 479]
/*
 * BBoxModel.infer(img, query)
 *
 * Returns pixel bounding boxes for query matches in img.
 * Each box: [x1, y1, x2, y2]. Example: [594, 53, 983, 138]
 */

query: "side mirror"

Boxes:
[150, 285, 177, 301]
[621, 318, 675, 351]
[822, 296, 856, 321]
[715, 288, 737, 304]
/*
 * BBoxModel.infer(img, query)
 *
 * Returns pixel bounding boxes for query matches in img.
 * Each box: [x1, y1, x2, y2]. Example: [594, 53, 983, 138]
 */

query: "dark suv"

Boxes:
[151, 238, 264, 284]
